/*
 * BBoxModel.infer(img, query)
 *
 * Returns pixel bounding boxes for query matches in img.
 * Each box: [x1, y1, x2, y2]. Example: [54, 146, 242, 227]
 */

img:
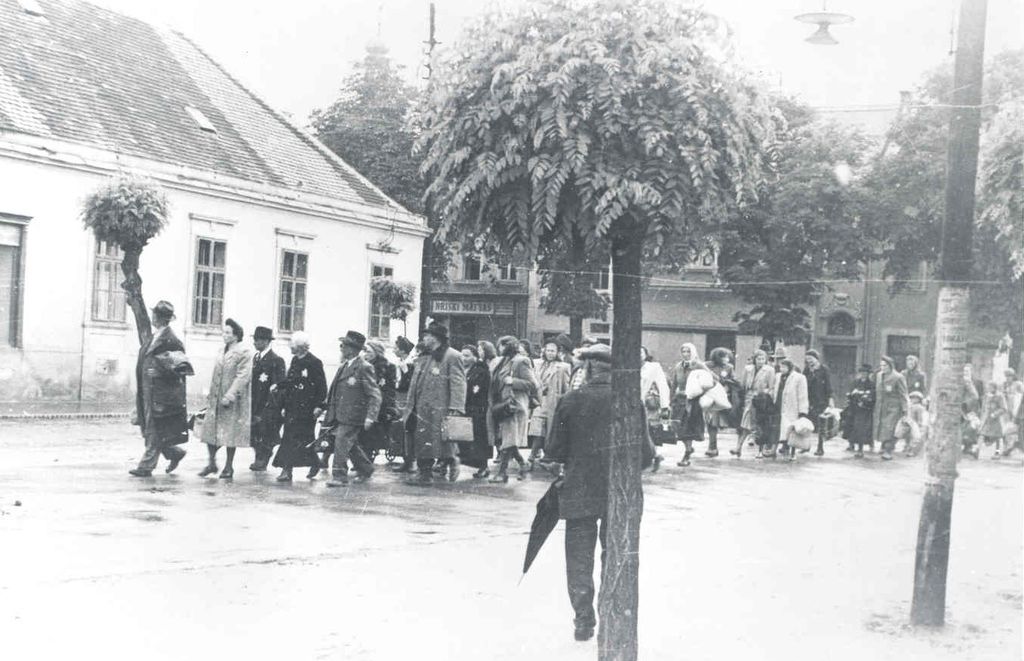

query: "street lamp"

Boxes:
[795, 2, 854, 45]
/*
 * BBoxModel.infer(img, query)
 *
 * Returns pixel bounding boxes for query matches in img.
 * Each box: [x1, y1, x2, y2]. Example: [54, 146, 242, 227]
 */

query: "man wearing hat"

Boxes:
[130, 301, 193, 477]
[545, 342, 655, 642]
[249, 326, 287, 471]
[804, 349, 835, 456]
[569, 336, 600, 391]
[403, 322, 466, 483]
[322, 331, 382, 486]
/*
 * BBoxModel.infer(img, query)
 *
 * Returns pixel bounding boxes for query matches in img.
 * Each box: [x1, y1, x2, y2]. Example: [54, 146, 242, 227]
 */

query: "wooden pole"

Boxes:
[910, 0, 987, 628]
[418, 2, 439, 335]
[599, 219, 645, 661]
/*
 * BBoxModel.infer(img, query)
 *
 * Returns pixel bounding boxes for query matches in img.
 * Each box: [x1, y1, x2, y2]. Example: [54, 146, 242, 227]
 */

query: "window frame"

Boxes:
[369, 263, 395, 339]
[0, 215, 28, 349]
[191, 236, 227, 328]
[91, 239, 127, 323]
[277, 248, 309, 334]
[462, 255, 482, 281]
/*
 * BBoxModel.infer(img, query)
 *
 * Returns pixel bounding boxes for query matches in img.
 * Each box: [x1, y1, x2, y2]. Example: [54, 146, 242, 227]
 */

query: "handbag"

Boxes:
[490, 397, 520, 422]
[644, 383, 662, 412]
[528, 415, 548, 438]
[648, 418, 679, 446]
[443, 415, 475, 443]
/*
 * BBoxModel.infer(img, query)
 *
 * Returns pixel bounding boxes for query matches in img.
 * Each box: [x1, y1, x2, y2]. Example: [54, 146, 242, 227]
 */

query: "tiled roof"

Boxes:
[0, 0, 397, 210]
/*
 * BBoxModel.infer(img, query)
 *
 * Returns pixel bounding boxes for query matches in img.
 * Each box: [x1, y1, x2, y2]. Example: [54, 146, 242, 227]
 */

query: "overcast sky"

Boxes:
[92, 0, 1022, 133]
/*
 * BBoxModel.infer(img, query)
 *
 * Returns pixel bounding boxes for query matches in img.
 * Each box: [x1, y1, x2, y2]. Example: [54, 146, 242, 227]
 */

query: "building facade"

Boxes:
[0, 0, 426, 410]
[428, 254, 528, 350]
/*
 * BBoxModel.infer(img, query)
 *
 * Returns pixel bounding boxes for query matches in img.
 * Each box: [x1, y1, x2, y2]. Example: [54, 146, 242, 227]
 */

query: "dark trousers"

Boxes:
[251, 421, 278, 469]
[565, 516, 607, 630]
[137, 431, 185, 472]
[331, 425, 375, 477]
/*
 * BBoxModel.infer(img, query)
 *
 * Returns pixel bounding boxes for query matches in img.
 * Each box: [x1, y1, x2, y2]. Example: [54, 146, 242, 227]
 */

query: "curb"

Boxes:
[0, 412, 132, 421]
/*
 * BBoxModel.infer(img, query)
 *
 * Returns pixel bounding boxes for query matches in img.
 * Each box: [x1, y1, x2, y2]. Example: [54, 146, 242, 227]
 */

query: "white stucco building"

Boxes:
[0, 0, 426, 410]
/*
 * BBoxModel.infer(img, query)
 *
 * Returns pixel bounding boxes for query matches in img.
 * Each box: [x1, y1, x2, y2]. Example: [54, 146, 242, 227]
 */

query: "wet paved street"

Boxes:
[1, 419, 1020, 660]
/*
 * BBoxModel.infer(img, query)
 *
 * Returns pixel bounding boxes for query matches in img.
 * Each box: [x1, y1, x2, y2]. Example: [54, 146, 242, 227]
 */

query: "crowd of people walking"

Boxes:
[128, 300, 1024, 481]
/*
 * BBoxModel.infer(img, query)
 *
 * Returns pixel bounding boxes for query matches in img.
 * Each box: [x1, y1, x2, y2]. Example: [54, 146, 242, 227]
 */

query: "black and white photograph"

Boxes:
[0, 0, 1021, 659]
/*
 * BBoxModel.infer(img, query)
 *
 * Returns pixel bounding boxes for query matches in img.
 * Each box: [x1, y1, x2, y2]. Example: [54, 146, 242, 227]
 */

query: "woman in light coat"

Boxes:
[527, 341, 571, 466]
[487, 335, 539, 482]
[669, 342, 711, 466]
[641, 346, 671, 470]
[767, 359, 808, 459]
[199, 318, 253, 479]
[734, 349, 775, 457]
[873, 355, 909, 461]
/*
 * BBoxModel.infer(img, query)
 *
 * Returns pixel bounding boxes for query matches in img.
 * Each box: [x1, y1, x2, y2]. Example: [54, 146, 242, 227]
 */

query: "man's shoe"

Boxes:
[165, 452, 185, 474]
[128, 468, 152, 477]
[814, 449, 824, 457]
[326, 477, 349, 487]
[276, 469, 293, 482]
[306, 465, 321, 480]
[249, 462, 267, 472]
[574, 626, 595, 642]
[353, 470, 374, 483]
[705, 449, 719, 458]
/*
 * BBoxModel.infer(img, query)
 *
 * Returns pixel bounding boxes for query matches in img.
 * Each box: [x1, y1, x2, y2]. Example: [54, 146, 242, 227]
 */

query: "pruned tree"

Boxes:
[81, 174, 169, 345]
[413, 1, 775, 658]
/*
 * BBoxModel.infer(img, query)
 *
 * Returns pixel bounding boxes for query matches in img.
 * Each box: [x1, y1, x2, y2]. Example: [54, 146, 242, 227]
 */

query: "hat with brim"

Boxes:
[424, 322, 449, 343]
[253, 326, 274, 341]
[340, 330, 366, 350]
[579, 343, 612, 364]
[151, 300, 175, 320]
[880, 355, 896, 370]
[364, 339, 386, 357]
[395, 336, 415, 354]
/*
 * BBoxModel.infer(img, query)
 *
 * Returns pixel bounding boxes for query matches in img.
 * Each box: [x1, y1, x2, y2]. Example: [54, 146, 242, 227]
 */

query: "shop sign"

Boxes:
[431, 299, 513, 316]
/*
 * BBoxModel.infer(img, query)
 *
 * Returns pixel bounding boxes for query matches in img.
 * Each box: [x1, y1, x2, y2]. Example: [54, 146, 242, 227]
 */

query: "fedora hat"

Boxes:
[340, 330, 366, 350]
[151, 300, 175, 320]
[253, 326, 274, 341]
[424, 322, 449, 343]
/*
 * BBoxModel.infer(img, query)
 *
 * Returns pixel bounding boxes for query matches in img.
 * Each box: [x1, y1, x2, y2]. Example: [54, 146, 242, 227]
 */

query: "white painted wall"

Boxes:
[0, 155, 423, 407]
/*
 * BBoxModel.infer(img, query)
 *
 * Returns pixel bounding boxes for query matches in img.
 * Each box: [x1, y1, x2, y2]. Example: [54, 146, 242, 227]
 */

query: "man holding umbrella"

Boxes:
[543, 343, 655, 642]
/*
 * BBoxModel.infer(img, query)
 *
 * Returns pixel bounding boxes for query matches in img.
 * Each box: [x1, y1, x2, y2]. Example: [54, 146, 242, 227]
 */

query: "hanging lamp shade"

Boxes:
[795, 10, 854, 45]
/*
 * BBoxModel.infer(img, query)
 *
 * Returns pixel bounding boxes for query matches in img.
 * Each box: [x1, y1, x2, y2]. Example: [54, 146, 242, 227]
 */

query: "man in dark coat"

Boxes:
[130, 301, 194, 477]
[804, 350, 834, 456]
[272, 332, 328, 482]
[323, 331, 382, 486]
[544, 343, 655, 642]
[249, 326, 287, 472]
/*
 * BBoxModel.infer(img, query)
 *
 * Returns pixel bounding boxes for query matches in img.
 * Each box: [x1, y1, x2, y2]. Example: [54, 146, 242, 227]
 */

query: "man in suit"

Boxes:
[130, 301, 194, 477]
[323, 331, 382, 487]
[249, 326, 287, 472]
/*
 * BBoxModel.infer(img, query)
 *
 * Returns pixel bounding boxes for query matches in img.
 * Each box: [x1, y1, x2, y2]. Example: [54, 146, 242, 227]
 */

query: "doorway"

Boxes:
[823, 344, 857, 407]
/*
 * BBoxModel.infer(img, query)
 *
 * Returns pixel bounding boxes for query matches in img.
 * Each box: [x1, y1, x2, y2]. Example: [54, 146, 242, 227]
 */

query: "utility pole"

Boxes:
[910, 0, 987, 627]
[418, 2, 439, 334]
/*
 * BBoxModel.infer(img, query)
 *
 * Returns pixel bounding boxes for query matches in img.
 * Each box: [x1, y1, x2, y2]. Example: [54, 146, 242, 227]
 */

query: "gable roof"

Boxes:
[0, 0, 411, 217]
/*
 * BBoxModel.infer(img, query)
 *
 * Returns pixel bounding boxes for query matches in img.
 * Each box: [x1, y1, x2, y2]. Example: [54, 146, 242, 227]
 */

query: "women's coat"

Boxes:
[872, 370, 909, 443]
[740, 364, 776, 432]
[404, 344, 467, 461]
[462, 360, 494, 467]
[487, 355, 539, 450]
[273, 351, 328, 469]
[530, 359, 571, 438]
[201, 342, 253, 448]
[845, 376, 876, 446]
[670, 360, 710, 442]
[773, 370, 809, 443]
[980, 392, 1007, 438]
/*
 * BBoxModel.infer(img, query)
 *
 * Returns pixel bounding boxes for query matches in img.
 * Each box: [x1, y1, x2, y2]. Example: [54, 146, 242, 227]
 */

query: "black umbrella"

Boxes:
[522, 479, 562, 577]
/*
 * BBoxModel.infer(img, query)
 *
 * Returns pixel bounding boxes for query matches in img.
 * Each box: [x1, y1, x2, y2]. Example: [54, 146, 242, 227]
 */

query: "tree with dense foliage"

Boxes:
[81, 175, 169, 345]
[864, 49, 1024, 349]
[414, 1, 775, 657]
[713, 99, 874, 347]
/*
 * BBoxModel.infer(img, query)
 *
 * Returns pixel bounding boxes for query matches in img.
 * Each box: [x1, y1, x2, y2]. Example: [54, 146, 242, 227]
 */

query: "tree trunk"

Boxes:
[120, 245, 152, 347]
[419, 237, 434, 335]
[598, 223, 644, 661]
[911, 0, 986, 628]
[569, 316, 584, 344]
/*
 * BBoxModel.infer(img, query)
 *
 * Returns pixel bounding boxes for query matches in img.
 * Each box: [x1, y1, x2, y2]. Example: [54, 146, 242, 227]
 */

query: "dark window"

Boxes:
[92, 240, 126, 322]
[279, 250, 308, 333]
[0, 223, 23, 347]
[192, 238, 226, 326]
[596, 263, 611, 290]
[369, 264, 394, 338]
[463, 255, 482, 281]
[827, 312, 856, 336]
[886, 335, 921, 372]
[704, 331, 737, 361]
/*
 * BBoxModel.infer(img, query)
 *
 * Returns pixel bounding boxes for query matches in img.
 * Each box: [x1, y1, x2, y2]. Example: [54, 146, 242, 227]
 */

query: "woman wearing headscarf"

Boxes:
[767, 359, 808, 459]
[487, 335, 539, 482]
[669, 342, 711, 466]
[873, 355, 909, 461]
[528, 341, 572, 468]
[845, 364, 876, 457]
[199, 318, 253, 479]
[734, 349, 775, 457]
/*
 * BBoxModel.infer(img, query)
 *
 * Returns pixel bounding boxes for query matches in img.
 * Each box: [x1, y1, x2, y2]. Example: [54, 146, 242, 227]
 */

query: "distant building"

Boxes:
[0, 0, 426, 409]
